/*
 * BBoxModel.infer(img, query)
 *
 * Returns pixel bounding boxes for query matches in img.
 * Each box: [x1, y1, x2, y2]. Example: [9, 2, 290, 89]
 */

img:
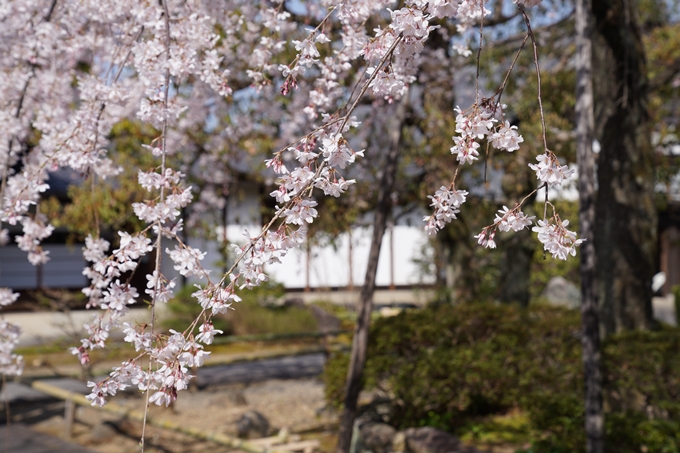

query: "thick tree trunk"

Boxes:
[593, 0, 657, 336]
[576, 1, 604, 452]
[335, 98, 409, 453]
[498, 225, 533, 306]
[436, 214, 483, 304]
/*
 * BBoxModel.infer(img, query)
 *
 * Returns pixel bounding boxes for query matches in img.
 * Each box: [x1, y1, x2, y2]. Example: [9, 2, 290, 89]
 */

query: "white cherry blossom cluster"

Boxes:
[457, 0, 492, 23]
[0, 289, 19, 308]
[494, 206, 536, 232]
[450, 105, 493, 165]
[426, 99, 532, 235]
[167, 245, 207, 278]
[80, 90, 368, 410]
[2, 172, 50, 226]
[0, 319, 23, 376]
[420, 0, 580, 258]
[15, 215, 54, 265]
[529, 151, 576, 186]
[0, 289, 23, 377]
[232, 225, 308, 291]
[473, 205, 535, 250]
[1, 0, 227, 376]
[491, 121, 524, 152]
[193, 282, 241, 316]
[469, 204, 583, 259]
[474, 227, 497, 249]
[86, 330, 208, 407]
[424, 186, 469, 235]
[73, 233, 153, 365]
[450, 103, 525, 166]
[533, 217, 585, 260]
[281, 30, 331, 94]
[0, 0, 572, 424]
[146, 271, 176, 305]
[75, 160, 209, 397]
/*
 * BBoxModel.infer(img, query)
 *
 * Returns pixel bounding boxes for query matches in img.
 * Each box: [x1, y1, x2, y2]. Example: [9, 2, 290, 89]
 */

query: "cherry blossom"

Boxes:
[167, 245, 207, 278]
[474, 229, 497, 249]
[195, 321, 223, 345]
[424, 186, 469, 235]
[0, 0, 580, 427]
[0, 289, 19, 308]
[491, 121, 524, 152]
[533, 218, 585, 260]
[0, 319, 23, 376]
[494, 206, 536, 232]
[529, 151, 576, 186]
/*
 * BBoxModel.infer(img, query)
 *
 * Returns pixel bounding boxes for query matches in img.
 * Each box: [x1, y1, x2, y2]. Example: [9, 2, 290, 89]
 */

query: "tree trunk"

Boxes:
[576, 0, 604, 452]
[498, 226, 533, 306]
[593, 0, 657, 337]
[335, 97, 409, 453]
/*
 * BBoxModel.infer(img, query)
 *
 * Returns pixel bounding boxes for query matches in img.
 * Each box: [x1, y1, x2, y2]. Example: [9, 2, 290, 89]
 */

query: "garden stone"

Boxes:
[391, 431, 407, 453]
[236, 410, 269, 439]
[542, 276, 581, 308]
[82, 421, 118, 444]
[359, 422, 397, 453]
[404, 426, 477, 453]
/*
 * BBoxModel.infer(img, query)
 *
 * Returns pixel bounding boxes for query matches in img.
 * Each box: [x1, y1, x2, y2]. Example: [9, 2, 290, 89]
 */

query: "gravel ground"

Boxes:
[31, 377, 337, 453]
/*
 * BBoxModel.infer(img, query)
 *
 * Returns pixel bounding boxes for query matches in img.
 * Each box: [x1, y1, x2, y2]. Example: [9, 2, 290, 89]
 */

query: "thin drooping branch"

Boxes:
[519, 5, 548, 152]
[141, 1, 172, 449]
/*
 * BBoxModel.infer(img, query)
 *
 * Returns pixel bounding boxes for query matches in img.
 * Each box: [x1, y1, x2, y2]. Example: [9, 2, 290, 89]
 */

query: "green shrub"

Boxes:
[228, 299, 318, 337]
[324, 351, 351, 409]
[324, 304, 680, 452]
[164, 282, 318, 336]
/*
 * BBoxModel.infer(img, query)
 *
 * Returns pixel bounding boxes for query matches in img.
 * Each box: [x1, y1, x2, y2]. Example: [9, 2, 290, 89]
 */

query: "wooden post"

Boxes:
[305, 240, 311, 292]
[347, 230, 354, 292]
[64, 396, 76, 439]
[389, 222, 395, 291]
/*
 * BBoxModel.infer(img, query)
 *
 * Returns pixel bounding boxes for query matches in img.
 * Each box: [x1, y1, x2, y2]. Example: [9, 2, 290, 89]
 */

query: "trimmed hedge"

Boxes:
[323, 304, 680, 452]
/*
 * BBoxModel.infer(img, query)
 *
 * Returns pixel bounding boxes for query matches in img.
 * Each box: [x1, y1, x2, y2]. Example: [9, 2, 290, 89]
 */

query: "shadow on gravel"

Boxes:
[196, 353, 326, 388]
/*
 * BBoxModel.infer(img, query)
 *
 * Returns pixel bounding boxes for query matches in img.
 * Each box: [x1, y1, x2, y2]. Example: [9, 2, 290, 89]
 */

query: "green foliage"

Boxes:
[42, 119, 159, 241]
[323, 351, 351, 409]
[323, 304, 680, 452]
[164, 281, 318, 337]
[458, 410, 532, 446]
[673, 286, 680, 326]
[227, 285, 318, 336]
[310, 300, 356, 330]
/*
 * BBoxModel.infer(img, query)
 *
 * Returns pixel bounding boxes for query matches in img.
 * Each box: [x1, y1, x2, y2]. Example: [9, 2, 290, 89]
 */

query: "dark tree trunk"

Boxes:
[436, 213, 485, 304]
[593, 0, 657, 337]
[576, 0, 604, 452]
[498, 223, 533, 306]
[335, 98, 409, 453]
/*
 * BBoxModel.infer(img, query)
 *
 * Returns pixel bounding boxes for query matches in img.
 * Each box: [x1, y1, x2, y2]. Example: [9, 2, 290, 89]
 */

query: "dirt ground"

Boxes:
[30, 377, 338, 453]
